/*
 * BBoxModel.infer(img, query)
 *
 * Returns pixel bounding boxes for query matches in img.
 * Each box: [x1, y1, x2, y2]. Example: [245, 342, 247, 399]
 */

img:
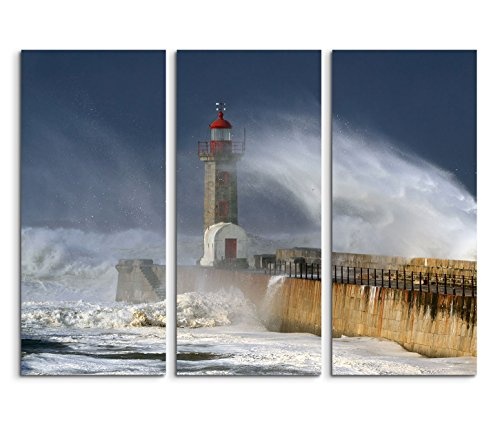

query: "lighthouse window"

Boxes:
[211, 128, 231, 141]
[216, 171, 230, 187]
[218, 200, 229, 219]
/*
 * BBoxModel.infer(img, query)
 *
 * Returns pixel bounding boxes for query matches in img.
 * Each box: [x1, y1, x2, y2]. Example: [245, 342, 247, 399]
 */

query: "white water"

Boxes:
[22, 326, 165, 376]
[332, 336, 476, 375]
[177, 328, 321, 376]
[176, 276, 321, 375]
[176, 276, 286, 331]
[21, 227, 166, 375]
[259, 275, 286, 330]
[176, 288, 261, 329]
[21, 298, 167, 375]
[22, 301, 166, 329]
[333, 124, 476, 260]
[21, 227, 165, 301]
[21, 301, 166, 376]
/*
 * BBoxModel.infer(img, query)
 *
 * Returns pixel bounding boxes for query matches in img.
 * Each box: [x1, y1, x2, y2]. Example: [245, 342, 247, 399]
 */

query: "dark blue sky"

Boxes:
[177, 51, 321, 148]
[333, 50, 476, 197]
[177, 51, 321, 236]
[21, 51, 165, 232]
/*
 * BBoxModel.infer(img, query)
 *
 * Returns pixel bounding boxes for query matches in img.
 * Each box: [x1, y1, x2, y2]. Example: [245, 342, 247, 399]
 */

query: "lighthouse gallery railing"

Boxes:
[198, 141, 245, 157]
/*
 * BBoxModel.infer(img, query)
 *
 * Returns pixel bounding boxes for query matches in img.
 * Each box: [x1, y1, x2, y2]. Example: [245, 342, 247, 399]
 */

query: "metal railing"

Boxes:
[332, 265, 476, 297]
[264, 260, 321, 281]
[198, 141, 245, 157]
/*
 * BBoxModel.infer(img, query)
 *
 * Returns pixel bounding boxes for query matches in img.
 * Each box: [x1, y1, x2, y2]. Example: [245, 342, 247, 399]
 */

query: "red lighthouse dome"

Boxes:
[209, 111, 232, 129]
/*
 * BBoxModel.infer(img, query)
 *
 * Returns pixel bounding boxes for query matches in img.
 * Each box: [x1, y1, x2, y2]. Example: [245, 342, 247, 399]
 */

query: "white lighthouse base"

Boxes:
[200, 222, 249, 268]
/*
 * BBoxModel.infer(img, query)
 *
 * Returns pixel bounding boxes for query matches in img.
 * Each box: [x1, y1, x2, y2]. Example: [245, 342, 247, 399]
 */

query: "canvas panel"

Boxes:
[176, 50, 322, 376]
[20, 50, 166, 376]
[331, 50, 477, 375]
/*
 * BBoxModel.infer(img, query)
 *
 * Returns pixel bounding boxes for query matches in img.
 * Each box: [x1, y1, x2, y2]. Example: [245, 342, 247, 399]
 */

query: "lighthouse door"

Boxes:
[225, 238, 237, 259]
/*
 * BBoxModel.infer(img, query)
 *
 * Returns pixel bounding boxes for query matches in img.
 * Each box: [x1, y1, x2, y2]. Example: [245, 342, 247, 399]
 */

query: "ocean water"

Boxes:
[21, 301, 166, 375]
[21, 227, 166, 376]
[176, 284, 321, 376]
[332, 336, 476, 375]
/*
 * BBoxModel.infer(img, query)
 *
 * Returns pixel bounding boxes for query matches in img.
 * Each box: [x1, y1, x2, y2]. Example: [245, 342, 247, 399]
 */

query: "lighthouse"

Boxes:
[198, 102, 248, 268]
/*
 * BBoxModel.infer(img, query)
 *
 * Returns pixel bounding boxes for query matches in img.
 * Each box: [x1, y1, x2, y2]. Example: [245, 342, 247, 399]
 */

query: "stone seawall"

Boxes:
[332, 283, 477, 357]
[279, 277, 321, 335]
[177, 266, 321, 336]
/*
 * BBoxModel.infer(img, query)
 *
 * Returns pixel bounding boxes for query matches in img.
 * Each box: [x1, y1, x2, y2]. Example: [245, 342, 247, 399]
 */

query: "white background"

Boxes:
[1, 1, 499, 424]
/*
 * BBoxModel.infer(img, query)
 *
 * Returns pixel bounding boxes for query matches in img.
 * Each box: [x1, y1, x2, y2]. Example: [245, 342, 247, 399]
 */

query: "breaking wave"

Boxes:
[259, 275, 286, 331]
[21, 300, 166, 329]
[21, 227, 165, 301]
[177, 288, 260, 329]
[333, 123, 476, 260]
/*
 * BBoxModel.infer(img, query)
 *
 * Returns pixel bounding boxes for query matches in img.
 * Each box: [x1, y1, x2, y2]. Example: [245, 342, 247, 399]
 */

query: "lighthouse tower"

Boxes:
[198, 102, 244, 229]
[198, 102, 248, 268]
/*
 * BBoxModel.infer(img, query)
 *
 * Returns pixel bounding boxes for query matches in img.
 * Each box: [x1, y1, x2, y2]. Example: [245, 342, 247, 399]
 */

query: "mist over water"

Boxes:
[21, 227, 165, 302]
[333, 123, 476, 260]
[239, 111, 321, 235]
[239, 113, 476, 260]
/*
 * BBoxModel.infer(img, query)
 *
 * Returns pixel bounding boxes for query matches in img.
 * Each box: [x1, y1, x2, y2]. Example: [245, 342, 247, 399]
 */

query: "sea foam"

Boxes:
[177, 288, 260, 329]
[21, 300, 166, 329]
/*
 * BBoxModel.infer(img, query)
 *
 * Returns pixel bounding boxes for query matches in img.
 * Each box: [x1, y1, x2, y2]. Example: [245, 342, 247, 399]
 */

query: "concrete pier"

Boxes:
[115, 259, 165, 303]
[116, 252, 477, 357]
